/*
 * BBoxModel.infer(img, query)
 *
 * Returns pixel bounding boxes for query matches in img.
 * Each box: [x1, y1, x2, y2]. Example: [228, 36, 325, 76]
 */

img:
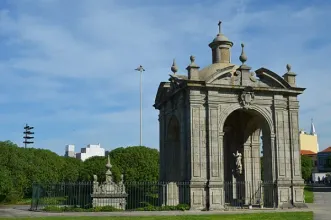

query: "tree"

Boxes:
[60, 157, 83, 182]
[0, 140, 84, 202]
[79, 156, 108, 182]
[0, 167, 13, 202]
[0, 140, 160, 204]
[108, 146, 159, 183]
[301, 155, 314, 181]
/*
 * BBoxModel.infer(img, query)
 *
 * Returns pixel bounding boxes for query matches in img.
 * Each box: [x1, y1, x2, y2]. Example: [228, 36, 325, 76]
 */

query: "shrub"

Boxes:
[134, 204, 190, 211]
[43, 205, 122, 212]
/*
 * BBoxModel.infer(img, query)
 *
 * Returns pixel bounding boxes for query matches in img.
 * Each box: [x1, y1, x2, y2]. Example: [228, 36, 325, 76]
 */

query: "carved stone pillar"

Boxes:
[179, 95, 186, 181]
[288, 96, 306, 207]
[208, 119, 224, 211]
[273, 95, 294, 208]
[251, 142, 261, 204]
[189, 103, 206, 210]
[159, 108, 166, 181]
[243, 143, 252, 205]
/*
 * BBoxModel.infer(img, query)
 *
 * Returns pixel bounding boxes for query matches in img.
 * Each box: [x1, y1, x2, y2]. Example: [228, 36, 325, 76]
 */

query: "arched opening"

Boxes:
[166, 115, 181, 181]
[223, 108, 273, 207]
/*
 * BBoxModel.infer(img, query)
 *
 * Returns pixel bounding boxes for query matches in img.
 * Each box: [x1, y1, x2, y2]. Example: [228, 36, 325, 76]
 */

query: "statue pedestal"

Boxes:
[91, 193, 128, 210]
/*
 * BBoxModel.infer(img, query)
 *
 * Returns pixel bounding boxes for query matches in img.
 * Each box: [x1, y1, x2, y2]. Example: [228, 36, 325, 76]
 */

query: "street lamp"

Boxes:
[135, 65, 145, 146]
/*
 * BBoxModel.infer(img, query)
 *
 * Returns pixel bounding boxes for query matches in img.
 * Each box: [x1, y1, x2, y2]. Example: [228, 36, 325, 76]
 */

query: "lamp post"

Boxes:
[135, 65, 145, 146]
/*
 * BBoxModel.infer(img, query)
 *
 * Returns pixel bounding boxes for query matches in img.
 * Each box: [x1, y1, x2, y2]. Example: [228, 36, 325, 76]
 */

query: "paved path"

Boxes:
[307, 186, 331, 220]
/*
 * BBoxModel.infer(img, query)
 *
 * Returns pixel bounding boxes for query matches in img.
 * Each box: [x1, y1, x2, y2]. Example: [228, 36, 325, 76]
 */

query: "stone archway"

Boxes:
[165, 115, 181, 181]
[222, 106, 274, 207]
[154, 22, 306, 211]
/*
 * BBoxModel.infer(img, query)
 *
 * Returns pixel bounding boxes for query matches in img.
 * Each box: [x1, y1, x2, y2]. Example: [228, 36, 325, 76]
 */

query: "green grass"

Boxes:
[0, 212, 314, 220]
[304, 187, 314, 203]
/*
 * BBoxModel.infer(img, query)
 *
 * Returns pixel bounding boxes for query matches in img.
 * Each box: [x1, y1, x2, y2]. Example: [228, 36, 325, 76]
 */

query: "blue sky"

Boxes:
[0, 0, 330, 155]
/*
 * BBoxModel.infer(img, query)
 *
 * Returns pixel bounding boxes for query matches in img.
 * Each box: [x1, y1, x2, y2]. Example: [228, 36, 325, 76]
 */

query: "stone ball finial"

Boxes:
[106, 155, 112, 169]
[190, 55, 195, 63]
[239, 43, 247, 64]
[171, 59, 178, 74]
[286, 64, 291, 72]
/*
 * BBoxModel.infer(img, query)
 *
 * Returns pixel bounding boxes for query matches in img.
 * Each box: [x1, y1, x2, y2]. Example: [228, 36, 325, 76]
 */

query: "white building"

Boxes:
[65, 144, 76, 158]
[64, 144, 106, 161]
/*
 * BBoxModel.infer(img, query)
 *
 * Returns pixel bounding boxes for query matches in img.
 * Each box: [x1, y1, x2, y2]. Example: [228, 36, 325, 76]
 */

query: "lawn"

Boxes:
[304, 186, 314, 203]
[0, 212, 314, 220]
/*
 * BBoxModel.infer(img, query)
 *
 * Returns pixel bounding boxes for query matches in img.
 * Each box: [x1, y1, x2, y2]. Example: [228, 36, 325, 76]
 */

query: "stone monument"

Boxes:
[91, 155, 127, 210]
[154, 21, 307, 210]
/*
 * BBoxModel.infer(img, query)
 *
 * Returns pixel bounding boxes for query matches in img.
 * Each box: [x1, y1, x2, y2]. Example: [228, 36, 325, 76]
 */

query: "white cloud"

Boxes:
[0, 0, 330, 154]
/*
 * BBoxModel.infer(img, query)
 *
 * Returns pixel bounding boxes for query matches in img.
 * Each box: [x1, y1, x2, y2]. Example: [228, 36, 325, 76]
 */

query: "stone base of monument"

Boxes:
[91, 193, 128, 210]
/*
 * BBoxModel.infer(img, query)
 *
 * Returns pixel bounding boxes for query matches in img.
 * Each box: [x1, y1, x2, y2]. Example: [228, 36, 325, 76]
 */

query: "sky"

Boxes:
[0, 0, 330, 155]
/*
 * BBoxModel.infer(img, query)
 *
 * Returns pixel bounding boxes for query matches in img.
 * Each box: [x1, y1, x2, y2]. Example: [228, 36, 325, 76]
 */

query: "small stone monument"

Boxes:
[91, 155, 128, 210]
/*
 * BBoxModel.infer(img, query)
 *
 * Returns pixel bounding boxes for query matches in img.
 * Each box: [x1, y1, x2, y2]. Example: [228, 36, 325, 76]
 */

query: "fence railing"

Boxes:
[30, 181, 276, 211]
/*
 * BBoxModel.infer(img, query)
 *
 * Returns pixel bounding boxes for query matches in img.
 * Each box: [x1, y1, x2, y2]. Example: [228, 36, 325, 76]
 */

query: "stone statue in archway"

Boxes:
[233, 150, 243, 175]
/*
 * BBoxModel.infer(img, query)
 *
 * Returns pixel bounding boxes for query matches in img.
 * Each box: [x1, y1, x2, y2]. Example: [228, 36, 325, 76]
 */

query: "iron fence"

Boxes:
[30, 181, 276, 211]
[223, 181, 275, 209]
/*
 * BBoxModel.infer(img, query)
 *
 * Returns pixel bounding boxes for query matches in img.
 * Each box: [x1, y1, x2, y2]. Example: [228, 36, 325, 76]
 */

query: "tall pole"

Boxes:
[23, 123, 34, 148]
[135, 65, 145, 146]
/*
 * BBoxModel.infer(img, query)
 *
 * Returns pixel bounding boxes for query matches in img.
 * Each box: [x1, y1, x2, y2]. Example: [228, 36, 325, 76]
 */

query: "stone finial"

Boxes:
[106, 155, 112, 169]
[282, 64, 297, 87]
[286, 64, 291, 72]
[189, 55, 199, 67]
[284, 64, 296, 76]
[105, 155, 113, 183]
[190, 55, 195, 63]
[186, 55, 200, 80]
[239, 43, 247, 65]
[171, 59, 178, 74]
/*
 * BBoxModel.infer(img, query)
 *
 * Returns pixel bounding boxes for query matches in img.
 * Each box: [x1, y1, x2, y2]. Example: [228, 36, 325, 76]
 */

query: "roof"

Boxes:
[198, 62, 238, 81]
[321, 147, 331, 153]
[300, 150, 317, 155]
[211, 33, 232, 44]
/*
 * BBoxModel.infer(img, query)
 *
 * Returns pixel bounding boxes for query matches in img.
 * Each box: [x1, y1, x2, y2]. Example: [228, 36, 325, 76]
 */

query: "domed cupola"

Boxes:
[208, 21, 233, 64]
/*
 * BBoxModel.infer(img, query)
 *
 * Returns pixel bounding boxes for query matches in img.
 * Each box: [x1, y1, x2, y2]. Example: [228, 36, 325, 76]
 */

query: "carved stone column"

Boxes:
[273, 95, 292, 208]
[178, 94, 186, 181]
[189, 102, 206, 210]
[243, 142, 252, 205]
[251, 142, 261, 204]
[159, 108, 166, 181]
[208, 112, 224, 212]
[263, 134, 277, 208]
[288, 96, 306, 207]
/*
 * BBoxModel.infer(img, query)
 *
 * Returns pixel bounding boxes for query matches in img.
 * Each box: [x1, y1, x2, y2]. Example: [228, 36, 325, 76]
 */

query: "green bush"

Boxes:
[43, 206, 64, 212]
[4, 190, 23, 204]
[91, 206, 121, 212]
[134, 204, 190, 211]
[40, 197, 67, 205]
[43, 204, 189, 212]
[43, 205, 122, 212]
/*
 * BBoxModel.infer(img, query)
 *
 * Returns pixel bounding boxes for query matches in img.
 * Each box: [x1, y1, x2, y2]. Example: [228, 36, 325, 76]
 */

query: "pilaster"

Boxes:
[243, 142, 252, 205]
[178, 94, 186, 180]
[159, 108, 166, 181]
[287, 96, 306, 207]
[207, 99, 224, 210]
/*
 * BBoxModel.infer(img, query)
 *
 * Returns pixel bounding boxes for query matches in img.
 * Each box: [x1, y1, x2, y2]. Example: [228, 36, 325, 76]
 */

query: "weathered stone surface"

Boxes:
[91, 156, 127, 210]
[154, 22, 306, 211]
